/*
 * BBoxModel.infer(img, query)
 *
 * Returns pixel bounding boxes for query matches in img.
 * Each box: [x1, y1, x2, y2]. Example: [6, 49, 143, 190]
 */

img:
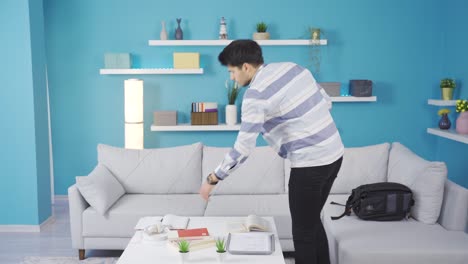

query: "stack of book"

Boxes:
[191, 102, 218, 113]
[167, 228, 216, 251]
[191, 102, 218, 125]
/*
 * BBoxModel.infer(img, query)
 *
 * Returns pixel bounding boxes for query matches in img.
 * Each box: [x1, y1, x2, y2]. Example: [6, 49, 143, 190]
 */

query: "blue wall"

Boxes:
[43, 0, 467, 194]
[436, 0, 468, 187]
[0, 0, 51, 225]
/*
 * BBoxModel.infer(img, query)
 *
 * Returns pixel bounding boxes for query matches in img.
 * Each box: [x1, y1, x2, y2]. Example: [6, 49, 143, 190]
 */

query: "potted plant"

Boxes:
[309, 27, 323, 42]
[440, 78, 456, 100]
[215, 237, 227, 262]
[225, 80, 242, 125]
[437, 108, 451, 130]
[253, 22, 270, 40]
[177, 240, 190, 263]
[455, 99, 468, 134]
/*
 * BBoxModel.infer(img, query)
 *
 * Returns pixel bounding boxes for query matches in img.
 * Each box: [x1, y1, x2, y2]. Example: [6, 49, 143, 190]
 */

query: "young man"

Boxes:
[199, 39, 344, 264]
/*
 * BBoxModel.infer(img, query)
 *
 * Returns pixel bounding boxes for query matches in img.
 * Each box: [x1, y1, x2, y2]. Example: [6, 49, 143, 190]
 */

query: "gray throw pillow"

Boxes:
[76, 164, 125, 215]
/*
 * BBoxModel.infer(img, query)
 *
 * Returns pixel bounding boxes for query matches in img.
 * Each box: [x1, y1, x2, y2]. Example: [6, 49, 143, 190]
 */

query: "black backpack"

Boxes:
[331, 182, 415, 221]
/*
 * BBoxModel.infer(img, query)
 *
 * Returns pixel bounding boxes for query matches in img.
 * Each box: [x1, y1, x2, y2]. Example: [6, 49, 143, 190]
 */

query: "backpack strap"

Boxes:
[331, 208, 351, 220]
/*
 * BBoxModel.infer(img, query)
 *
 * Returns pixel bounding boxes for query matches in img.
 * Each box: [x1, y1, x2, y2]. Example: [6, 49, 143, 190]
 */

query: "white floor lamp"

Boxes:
[124, 79, 144, 149]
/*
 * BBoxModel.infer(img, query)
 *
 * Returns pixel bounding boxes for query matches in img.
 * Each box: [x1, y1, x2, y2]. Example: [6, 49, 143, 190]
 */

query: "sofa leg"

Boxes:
[79, 249, 85, 260]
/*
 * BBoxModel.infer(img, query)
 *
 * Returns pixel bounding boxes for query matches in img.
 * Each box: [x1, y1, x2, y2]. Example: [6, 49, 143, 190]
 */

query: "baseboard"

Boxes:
[54, 195, 68, 203]
[0, 215, 55, 233]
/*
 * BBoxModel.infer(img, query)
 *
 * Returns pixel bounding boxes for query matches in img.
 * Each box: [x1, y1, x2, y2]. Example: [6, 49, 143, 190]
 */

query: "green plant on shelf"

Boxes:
[256, 22, 268, 33]
[226, 80, 242, 105]
[456, 99, 468, 113]
[440, 78, 456, 89]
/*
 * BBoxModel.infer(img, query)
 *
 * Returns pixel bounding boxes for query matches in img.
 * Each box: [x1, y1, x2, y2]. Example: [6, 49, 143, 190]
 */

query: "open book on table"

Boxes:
[134, 214, 190, 230]
[227, 214, 270, 233]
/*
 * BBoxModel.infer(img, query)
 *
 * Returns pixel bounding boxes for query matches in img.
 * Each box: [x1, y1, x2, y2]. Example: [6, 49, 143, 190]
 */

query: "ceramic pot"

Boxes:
[217, 251, 227, 262]
[438, 114, 451, 130]
[441, 88, 454, 100]
[456, 112, 468, 134]
[225, 105, 237, 125]
[253, 32, 270, 40]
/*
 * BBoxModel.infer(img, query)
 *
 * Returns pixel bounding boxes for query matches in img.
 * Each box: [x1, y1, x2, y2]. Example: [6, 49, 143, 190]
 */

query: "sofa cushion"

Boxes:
[97, 143, 202, 194]
[323, 195, 468, 264]
[204, 195, 292, 239]
[438, 180, 468, 232]
[82, 194, 207, 237]
[202, 146, 284, 194]
[331, 143, 390, 194]
[76, 164, 125, 215]
[388, 142, 447, 224]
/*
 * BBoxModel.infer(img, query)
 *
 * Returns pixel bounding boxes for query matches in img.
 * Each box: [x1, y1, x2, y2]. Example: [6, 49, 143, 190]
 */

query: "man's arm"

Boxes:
[213, 92, 267, 180]
[200, 91, 266, 200]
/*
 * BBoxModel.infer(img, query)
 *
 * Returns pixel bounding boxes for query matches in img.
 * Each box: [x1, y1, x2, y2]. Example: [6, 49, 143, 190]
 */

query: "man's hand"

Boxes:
[199, 181, 216, 201]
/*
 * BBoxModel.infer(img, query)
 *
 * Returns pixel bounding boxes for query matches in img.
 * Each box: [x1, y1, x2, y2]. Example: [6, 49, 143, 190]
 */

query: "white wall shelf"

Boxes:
[99, 68, 204, 75]
[427, 128, 468, 144]
[427, 99, 457, 106]
[148, 39, 328, 46]
[151, 124, 241, 131]
[331, 96, 377, 102]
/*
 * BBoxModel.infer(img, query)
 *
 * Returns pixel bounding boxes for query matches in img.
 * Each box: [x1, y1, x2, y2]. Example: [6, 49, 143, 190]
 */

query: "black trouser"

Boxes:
[288, 157, 343, 264]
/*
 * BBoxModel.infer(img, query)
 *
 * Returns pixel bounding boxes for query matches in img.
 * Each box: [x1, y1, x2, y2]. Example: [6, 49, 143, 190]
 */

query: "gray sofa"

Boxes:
[69, 142, 468, 263]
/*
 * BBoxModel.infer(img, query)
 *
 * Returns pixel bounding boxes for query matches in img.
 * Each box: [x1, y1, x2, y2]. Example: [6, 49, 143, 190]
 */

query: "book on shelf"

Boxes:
[192, 102, 218, 113]
[134, 214, 190, 230]
[167, 227, 211, 241]
[227, 214, 270, 233]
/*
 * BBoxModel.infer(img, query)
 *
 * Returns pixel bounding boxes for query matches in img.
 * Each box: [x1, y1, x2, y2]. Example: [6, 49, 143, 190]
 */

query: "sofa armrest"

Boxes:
[438, 180, 468, 232]
[68, 184, 89, 249]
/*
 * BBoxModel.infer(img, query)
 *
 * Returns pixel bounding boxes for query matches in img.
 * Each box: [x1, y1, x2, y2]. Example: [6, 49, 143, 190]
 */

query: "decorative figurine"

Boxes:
[160, 21, 168, 40]
[219, 17, 228, 40]
[175, 18, 183, 40]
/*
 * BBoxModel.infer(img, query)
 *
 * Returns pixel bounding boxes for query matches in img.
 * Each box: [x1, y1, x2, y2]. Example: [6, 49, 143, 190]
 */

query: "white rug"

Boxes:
[21, 257, 119, 264]
[22, 256, 294, 264]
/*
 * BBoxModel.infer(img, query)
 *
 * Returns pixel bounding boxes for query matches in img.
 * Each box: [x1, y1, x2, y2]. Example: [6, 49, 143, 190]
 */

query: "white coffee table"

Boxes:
[117, 216, 286, 264]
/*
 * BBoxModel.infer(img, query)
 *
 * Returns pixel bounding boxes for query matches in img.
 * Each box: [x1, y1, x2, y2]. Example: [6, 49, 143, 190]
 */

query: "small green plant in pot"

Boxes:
[309, 27, 323, 41]
[440, 78, 456, 100]
[215, 237, 227, 262]
[253, 22, 270, 40]
[178, 240, 190, 263]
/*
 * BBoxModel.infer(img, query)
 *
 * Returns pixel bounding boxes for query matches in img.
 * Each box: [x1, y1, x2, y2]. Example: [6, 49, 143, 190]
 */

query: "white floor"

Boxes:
[0, 200, 122, 264]
[0, 199, 295, 264]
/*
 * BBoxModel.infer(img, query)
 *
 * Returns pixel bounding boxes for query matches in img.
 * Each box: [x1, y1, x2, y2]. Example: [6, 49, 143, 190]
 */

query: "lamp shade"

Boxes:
[124, 79, 143, 123]
[125, 123, 144, 149]
[124, 79, 144, 149]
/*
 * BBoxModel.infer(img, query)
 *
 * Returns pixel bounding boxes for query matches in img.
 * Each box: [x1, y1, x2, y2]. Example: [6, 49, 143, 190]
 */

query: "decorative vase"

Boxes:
[456, 112, 468, 134]
[225, 104, 237, 125]
[441, 87, 454, 100]
[438, 114, 451, 130]
[179, 252, 189, 263]
[216, 251, 227, 262]
[175, 18, 183, 40]
[253, 32, 270, 40]
[160, 21, 168, 40]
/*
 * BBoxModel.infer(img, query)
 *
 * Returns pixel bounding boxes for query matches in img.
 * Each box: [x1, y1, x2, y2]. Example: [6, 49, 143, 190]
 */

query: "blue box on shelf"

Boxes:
[349, 80, 373, 97]
[104, 53, 132, 69]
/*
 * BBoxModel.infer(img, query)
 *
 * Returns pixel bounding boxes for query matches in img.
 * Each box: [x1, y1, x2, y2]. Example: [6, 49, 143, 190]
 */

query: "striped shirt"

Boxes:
[214, 62, 344, 180]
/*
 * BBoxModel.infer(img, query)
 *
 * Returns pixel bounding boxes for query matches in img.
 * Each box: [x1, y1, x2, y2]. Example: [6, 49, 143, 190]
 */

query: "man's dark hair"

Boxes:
[218, 39, 264, 67]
